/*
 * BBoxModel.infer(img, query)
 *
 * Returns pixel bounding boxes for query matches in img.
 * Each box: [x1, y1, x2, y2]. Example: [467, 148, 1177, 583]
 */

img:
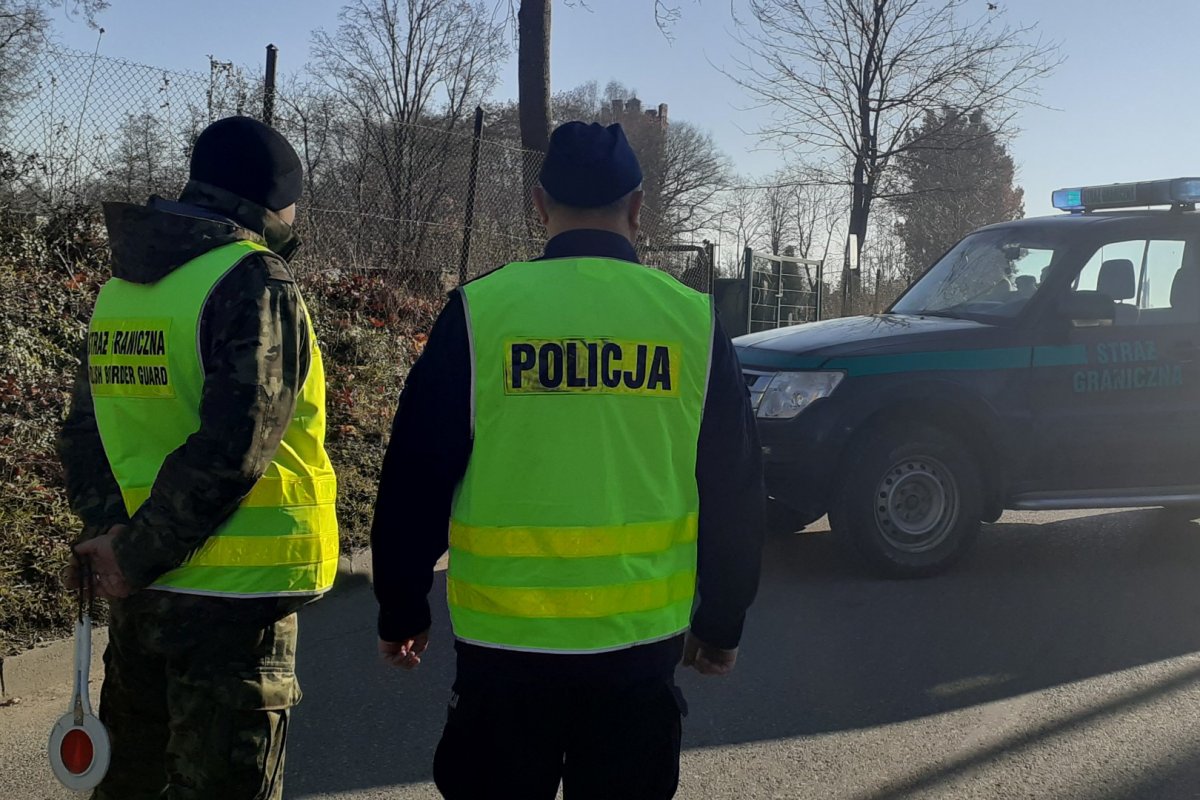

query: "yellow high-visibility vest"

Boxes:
[88, 240, 338, 597]
[450, 256, 713, 652]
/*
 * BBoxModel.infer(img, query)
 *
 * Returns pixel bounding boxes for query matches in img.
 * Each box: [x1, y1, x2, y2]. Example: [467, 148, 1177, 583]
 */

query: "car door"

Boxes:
[1029, 234, 1200, 491]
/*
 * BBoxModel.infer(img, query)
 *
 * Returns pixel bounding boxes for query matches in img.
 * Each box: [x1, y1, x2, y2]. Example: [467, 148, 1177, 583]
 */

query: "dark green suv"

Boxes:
[736, 178, 1200, 577]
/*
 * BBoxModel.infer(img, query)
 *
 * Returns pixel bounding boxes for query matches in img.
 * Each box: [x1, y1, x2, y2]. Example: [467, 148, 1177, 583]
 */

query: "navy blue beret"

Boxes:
[538, 122, 643, 208]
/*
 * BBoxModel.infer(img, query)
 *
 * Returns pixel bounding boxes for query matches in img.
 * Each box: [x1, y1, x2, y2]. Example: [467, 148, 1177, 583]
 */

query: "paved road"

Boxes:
[8, 509, 1200, 798]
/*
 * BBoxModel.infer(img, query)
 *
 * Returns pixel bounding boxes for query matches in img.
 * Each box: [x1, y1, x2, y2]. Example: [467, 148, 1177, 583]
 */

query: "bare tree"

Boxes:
[277, 82, 340, 201]
[310, 0, 508, 275]
[656, 121, 728, 238]
[603, 81, 635, 108]
[0, 0, 109, 115]
[273, 82, 352, 265]
[730, 0, 1058, 306]
[747, 173, 841, 309]
[102, 112, 177, 202]
[714, 179, 765, 276]
[553, 80, 600, 122]
[0, 0, 106, 44]
[0, 0, 104, 128]
[860, 204, 909, 312]
[654, 0, 699, 38]
[757, 181, 789, 257]
[312, 0, 506, 131]
[33, 0, 106, 27]
[0, 5, 45, 127]
[731, 169, 844, 260]
[785, 178, 842, 262]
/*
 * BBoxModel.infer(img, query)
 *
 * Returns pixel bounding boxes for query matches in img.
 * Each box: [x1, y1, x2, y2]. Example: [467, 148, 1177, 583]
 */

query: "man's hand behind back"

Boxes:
[66, 524, 134, 600]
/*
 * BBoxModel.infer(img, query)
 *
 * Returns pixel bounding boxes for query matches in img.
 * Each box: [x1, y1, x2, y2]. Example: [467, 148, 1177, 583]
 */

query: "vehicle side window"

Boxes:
[1075, 241, 1143, 295]
[1140, 241, 1193, 322]
[1074, 239, 1198, 326]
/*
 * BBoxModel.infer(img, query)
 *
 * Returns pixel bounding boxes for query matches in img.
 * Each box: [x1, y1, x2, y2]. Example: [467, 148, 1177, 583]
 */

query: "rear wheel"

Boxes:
[830, 425, 982, 578]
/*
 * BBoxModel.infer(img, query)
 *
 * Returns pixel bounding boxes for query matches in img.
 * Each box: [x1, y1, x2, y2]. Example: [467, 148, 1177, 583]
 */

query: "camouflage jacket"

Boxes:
[57, 181, 312, 591]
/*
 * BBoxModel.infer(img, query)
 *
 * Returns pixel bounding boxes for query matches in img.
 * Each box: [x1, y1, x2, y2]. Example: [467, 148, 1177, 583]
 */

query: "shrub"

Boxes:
[0, 208, 438, 654]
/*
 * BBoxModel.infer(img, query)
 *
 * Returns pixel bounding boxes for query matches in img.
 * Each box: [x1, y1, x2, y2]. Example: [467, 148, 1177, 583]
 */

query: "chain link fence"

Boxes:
[1, 47, 253, 209]
[0, 46, 706, 298]
[277, 113, 548, 293]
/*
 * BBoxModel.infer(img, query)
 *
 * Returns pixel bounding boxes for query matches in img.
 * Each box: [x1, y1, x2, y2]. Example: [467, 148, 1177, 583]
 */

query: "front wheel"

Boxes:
[830, 425, 982, 578]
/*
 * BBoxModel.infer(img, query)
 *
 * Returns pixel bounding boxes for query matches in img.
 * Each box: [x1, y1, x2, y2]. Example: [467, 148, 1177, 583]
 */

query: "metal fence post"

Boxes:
[774, 255, 783, 328]
[743, 247, 754, 333]
[263, 45, 278, 126]
[703, 240, 714, 294]
[458, 106, 485, 286]
[815, 260, 824, 321]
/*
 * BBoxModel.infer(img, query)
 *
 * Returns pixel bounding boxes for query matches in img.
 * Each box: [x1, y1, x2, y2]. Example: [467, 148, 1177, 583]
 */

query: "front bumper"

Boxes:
[755, 399, 851, 525]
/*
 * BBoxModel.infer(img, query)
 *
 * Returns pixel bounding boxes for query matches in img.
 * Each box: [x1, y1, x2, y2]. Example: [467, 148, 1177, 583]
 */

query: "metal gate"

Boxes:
[745, 248, 824, 332]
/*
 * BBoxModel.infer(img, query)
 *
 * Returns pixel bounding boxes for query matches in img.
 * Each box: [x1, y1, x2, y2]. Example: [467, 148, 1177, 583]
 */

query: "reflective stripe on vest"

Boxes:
[451, 257, 713, 653]
[88, 240, 339, 598]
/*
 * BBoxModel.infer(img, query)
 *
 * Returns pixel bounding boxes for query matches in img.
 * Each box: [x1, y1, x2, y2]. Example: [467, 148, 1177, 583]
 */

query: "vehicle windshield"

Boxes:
[892, 229, 1057, 321]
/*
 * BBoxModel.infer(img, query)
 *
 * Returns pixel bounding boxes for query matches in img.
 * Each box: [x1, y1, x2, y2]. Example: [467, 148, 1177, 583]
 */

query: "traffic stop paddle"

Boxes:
[48, 559, 111, 791]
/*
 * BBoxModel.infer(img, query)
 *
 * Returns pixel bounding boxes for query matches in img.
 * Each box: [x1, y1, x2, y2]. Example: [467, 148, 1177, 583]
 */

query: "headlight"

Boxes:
[756, 371, 844, 419]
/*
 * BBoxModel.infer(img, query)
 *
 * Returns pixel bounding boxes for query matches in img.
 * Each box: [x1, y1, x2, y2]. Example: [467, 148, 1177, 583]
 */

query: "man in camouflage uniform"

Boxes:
[58, 116, 332, 799]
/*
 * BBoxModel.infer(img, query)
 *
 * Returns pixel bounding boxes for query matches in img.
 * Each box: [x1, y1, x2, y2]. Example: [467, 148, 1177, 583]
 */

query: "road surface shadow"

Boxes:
[286, 509, 1200, 796]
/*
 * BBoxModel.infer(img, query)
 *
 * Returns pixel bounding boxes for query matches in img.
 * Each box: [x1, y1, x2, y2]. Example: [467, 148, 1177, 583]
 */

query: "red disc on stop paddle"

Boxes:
[60, 728, 95, 775]
[50, 612, 110, 790]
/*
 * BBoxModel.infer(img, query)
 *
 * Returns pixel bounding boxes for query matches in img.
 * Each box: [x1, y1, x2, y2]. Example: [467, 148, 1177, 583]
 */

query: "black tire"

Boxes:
[829, 425, 982, 578]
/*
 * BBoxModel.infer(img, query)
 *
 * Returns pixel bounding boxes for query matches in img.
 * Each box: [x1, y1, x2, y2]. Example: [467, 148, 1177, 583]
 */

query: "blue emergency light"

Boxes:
[1052, 178, 1200, 213]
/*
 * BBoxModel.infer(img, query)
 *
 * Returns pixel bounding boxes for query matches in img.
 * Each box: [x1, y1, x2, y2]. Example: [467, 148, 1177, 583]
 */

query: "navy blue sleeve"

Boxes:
[371, 292, 472, 642]
[690, 314, 765, 649]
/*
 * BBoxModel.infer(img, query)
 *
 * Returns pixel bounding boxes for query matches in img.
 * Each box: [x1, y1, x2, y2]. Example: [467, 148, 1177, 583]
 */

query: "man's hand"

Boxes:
[379, 630, 430, 670]
[61, 551, 84, 591]
[72, 524, 134, 600]
[61, 528, 103, 590]
[682, 631, 738, 677]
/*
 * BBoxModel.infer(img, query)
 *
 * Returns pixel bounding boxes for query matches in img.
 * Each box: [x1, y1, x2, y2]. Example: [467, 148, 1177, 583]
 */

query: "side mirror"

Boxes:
[1059, 290, 1116, 327]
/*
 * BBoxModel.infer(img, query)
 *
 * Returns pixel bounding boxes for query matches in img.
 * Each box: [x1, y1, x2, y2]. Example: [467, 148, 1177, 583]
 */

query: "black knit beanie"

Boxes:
[189, 116, 303, 211]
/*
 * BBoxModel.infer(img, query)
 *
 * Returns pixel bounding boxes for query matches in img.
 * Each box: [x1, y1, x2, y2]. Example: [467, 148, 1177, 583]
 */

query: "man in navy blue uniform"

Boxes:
[370, 122, 765, 799]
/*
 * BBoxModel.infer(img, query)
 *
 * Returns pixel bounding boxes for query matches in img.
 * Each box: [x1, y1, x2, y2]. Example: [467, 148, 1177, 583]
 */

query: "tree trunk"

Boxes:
[841, 0, 886, 316]
[843, 153, 870, 316]
[518, 0, 551, 236]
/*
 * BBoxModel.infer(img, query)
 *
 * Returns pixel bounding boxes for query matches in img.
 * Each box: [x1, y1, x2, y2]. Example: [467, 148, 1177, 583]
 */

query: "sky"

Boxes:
[50, 0, 1200, 219]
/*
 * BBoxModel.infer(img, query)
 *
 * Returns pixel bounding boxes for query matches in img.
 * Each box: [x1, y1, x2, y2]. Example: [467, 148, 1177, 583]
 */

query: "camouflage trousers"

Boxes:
[92, 590, 304, 800]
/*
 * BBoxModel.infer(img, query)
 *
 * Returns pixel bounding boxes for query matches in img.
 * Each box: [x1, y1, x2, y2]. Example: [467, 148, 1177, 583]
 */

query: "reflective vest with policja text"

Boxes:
[450, 256, 713, 653]
[88, 239, 338, 597]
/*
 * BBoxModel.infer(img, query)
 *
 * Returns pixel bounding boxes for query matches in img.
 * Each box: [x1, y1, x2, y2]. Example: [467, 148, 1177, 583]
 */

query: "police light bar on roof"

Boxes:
[1052, 178, 1200, 212]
